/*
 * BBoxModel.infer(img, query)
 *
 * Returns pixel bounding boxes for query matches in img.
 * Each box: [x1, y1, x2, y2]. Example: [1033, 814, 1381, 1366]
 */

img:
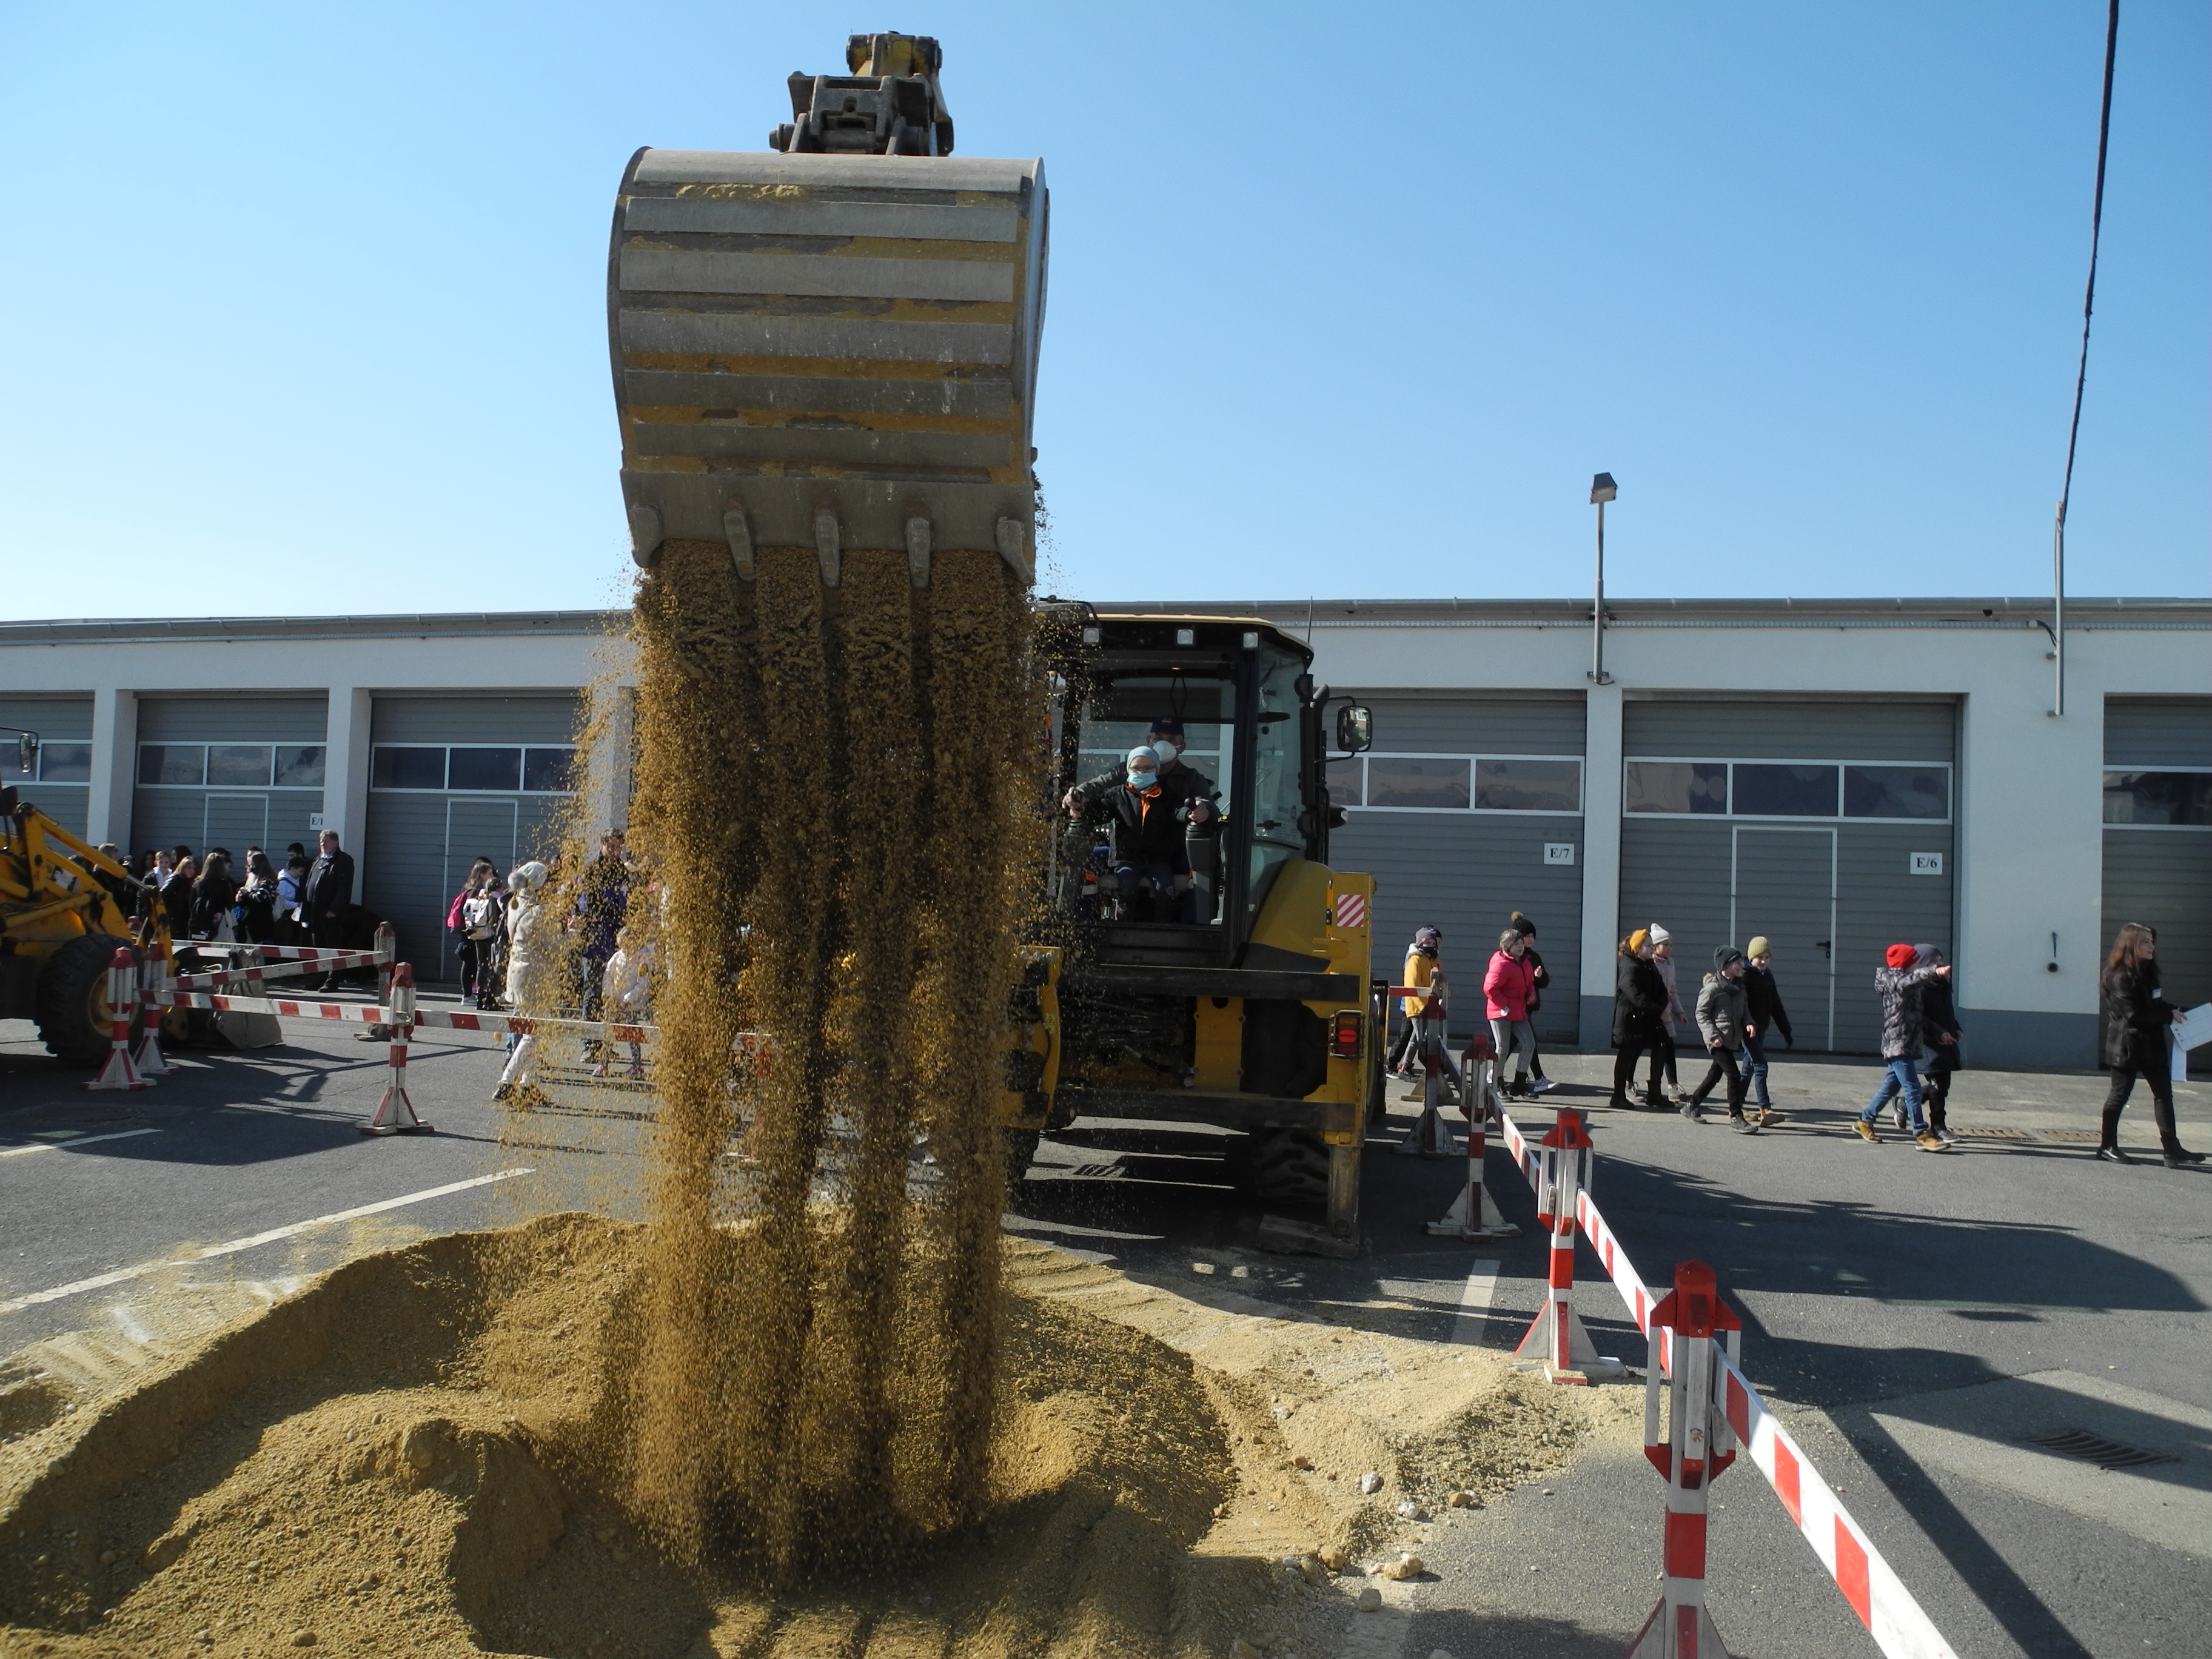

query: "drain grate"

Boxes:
[1952, 1126, 2033, 1141]
[2042, 1130, 2103, 1143]
[2025, 1427, 2174, 1470]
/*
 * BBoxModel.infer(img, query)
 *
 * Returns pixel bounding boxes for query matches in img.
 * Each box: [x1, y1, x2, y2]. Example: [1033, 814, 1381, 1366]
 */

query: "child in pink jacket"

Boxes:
[1483, 929, 1540, 1100]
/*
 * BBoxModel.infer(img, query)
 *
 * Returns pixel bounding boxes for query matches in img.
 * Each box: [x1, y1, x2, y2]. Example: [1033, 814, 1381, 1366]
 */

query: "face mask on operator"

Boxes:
[1126, 745, 1161, 790]
[1150, 739, 1178, 768]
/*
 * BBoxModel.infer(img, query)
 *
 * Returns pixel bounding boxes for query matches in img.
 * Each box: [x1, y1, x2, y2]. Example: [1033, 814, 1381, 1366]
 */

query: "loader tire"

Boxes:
[1004, 1129, 1042, 1194]
[1244, 1127, 1332, 1209]
[36, 933, 134, 1067]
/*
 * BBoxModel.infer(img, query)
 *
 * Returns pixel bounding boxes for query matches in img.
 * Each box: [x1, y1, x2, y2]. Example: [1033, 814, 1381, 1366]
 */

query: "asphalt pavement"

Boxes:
[4, 1010, 2208, 1658]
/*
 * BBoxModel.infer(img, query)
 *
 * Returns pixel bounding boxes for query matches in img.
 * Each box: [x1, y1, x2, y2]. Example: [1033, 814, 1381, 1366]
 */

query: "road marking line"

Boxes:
[0, 1128, 161, 1159]
[1452, 1258, 1501, 1347]
[0, 1168, 533, 1316]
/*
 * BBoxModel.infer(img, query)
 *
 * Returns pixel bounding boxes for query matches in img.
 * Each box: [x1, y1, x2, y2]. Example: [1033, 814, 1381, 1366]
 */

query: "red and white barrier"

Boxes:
[133, 936, 172, 1078]
[1569, 1189, 1957, 1657]
[1426, 1047, 1518, 1239]
[84, 948, 150, 1093]
[169, 922, 395, 993]
[1629, 1261, 1741, 1657]
[1499, 1106, 1623, 1384]
[411, 1007, 655, 1045]
[152, 988, 399, 1024]
[361, 963, 432, 1136]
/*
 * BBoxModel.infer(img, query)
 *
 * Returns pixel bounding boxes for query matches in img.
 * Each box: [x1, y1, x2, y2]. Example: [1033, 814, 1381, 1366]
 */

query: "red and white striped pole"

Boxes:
[1630, 1260, 1743, 1658]
[133, 935, 172, 1078]
[84, 947, 151, 1092]
[1511, 1107, 1623, 1383]
[361, 962, 433, 1135]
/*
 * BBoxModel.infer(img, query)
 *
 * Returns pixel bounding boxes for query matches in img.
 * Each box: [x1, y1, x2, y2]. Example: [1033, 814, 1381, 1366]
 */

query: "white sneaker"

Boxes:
[1530, 1078, 1558, 1094]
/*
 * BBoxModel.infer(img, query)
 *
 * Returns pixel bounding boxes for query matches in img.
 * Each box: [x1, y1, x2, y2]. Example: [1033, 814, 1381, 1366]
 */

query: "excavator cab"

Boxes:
[1034, 614, 1383, 1236]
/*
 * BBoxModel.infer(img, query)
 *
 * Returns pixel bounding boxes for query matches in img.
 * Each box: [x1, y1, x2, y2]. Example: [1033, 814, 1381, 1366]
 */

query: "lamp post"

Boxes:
[1587, 473, 1617, 686]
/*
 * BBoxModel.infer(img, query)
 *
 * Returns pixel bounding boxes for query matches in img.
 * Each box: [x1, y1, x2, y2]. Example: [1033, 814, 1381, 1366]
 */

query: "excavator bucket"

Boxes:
[608, 146, 1047, 587]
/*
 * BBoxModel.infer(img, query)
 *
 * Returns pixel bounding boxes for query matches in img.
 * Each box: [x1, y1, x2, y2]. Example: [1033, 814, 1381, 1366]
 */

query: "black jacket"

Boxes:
[189, 874, 238, 938]
[1089, 781, 1193, 870]
[2101, 959, 2170, 1070]
[1611, 952, 1669, 1046]
[303, 849, 355, 920]
[1743, 965, 1794, 1046]
[1521, 945, 1549, 1014]
[1919, 973, 1962, 1072]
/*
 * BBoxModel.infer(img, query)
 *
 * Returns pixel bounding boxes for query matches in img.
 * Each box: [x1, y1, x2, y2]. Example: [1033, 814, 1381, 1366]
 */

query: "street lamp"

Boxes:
[1587, 473, 1617, 686]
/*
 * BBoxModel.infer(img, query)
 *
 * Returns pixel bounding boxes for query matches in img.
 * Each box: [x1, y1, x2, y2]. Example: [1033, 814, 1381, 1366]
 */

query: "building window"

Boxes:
[448, 747, 523, 791]
[207, 744, 274, 787]
[370, 743, 580, 794]
[138, 745, 207, 786]
[1845, 764, 1949, 820]
[275, 746, 326, 788]
[1624, 760, 1728, 814]
[2103, 770, 2212, 828]
[371, 746, 447, 790]
[1341, 754, 1583, 814]
[36, 742, 91, 783]
[1732, 763, 1840, 818]
[523, 747, 578, 793]
[1474, 757, 1581, 814]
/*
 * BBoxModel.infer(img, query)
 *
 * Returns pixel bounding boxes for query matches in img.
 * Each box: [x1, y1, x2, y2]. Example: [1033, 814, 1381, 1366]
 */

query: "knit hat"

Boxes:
[1913, 942, 1940, 963]
[1126, 744, 1159, 767]
[1884, 943, 1916, 970]
[1746, 935, 1771, 959]
[1510, 911, 1537, 938]
[1647, 924, 1672, 944]
[1714, 947, 1744, 973]
[1626, 927, 1651, 954]
[1415, 926, 1441, 946]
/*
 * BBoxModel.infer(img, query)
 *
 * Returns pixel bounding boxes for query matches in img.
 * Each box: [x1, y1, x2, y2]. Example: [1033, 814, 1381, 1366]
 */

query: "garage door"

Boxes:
[1618, 699, 1956, 1053]
[2, 694, 93, 839]
[130, 696, 329, 869]
[2102, 699, 2212, 1033]
[1328, 695, 1585, 1045]
[364, 695, 583, 982]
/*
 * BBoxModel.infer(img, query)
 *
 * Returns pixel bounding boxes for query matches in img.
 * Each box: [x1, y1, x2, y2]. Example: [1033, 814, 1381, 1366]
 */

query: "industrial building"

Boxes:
[2, 596, 2204, 1070]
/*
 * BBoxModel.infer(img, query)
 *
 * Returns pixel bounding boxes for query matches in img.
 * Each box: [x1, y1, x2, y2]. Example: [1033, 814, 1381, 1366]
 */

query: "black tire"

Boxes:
[36, 933, 135, 1066]
[1004, 1128, 1042, 1193]
[1244, 1127, 1331, 1208]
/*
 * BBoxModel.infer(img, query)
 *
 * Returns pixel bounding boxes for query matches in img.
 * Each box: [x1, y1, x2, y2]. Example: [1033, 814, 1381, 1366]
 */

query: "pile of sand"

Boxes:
[1, 1216, 1587, 1659]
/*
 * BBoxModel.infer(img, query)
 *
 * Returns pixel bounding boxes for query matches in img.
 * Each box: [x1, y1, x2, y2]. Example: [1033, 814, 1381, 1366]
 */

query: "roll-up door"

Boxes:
[2101, 699, 2212, 1030]
[130, 696, 328, 870]
[1329, 695, 1585, 1044]
[365, 695, 583, 981]
[2, 694, 93, 839]
[1618, 698, 1956, 1053]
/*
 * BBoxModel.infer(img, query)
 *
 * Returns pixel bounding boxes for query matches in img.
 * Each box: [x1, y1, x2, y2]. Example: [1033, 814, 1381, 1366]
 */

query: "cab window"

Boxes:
[1246, 650, 1306, 925]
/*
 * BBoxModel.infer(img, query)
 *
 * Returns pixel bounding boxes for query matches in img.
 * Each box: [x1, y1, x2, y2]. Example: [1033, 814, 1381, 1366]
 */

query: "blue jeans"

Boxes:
[1742, 1031, 1771, 1110]
[1114, 862, 1190, 921]
[1861, 1060, 1925, 1133]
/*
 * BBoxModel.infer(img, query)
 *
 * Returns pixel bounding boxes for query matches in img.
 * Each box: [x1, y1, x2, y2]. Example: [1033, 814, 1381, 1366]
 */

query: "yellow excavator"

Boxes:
[608, 35, 1383, 1244]
[0, 762, 170, 1064]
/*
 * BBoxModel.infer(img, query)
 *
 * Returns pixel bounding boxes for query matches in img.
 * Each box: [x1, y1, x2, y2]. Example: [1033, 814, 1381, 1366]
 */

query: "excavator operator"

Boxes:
[1076, 745, 1196, 922]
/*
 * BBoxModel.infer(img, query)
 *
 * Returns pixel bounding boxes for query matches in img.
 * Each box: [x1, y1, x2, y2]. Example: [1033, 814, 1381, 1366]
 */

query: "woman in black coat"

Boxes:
[1915, 944, 1963, 1140]
[2097, 922, 2199, 1167]
[1610, 930, 1670, 1110]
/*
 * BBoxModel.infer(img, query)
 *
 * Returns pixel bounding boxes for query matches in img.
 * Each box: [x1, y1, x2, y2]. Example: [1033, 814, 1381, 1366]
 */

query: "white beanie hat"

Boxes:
[508, 860, 549, 893]
[1647, 923, 1672, 943]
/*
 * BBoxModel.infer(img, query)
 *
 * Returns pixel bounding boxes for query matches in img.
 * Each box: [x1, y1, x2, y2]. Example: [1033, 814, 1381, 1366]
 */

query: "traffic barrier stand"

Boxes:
[133, 936, 172, 1078]
[361, 963, 432, 1136]
[1576, 1203, 1959, 1658]
[1427, 1041, 1519, 1238]
[1628, 1260, 1742, 1657]
[1387, 985, 1457, 1157]
[84, 948, 151, 1092]
[1498, 1105, 1623, 1384]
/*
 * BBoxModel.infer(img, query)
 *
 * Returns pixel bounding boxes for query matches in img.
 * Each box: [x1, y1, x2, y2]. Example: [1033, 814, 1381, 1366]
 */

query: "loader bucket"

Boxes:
[608, 150, 1048, 586]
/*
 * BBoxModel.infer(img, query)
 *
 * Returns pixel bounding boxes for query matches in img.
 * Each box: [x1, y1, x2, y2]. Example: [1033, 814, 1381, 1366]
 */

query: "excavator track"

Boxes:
[609, 149, 1047, 585]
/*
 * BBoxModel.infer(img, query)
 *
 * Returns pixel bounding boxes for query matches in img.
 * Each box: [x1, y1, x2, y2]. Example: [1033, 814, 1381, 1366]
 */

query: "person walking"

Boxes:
[1914, 943, 1963, 1142]
[1741, 936, 1794, 1127]
[1484, 927, 1540, 1101]
[1854, 945, 1951, 1151]
[2096, 923, 2200, 1168]
[1509, 913, 1558, 1094]
[1684, 948, 1758, 1131]
[457, 862, 505, 1009]
[302, 830, 356, 988]
[1648, 925, 1687, 1105]
[1390, 927, 1442, 1078]
[1609, 929, 1671, 1110]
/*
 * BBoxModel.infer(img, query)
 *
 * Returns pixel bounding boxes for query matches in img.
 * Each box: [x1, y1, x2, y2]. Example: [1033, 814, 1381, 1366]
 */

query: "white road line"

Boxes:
[0, 1168, 533, 1316]
[0, 1128, 162, 1159]
[1452, 1258, 1501, 1347]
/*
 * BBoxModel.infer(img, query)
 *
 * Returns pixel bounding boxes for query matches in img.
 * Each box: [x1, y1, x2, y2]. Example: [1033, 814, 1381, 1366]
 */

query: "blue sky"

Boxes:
[1, 2, 2203, 617]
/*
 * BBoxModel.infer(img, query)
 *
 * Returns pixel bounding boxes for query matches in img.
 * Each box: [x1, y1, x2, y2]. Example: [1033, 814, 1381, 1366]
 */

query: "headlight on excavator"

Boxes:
[1329, 1010, 1363, 1059]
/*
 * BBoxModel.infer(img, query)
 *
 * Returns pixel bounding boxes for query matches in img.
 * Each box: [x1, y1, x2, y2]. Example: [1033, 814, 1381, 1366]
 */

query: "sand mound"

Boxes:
[1, 1217, 1587, 1659]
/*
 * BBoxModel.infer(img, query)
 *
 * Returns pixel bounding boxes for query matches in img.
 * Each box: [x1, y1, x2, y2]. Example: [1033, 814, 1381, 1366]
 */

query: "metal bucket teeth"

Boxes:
[610, 149, 1047, 586]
